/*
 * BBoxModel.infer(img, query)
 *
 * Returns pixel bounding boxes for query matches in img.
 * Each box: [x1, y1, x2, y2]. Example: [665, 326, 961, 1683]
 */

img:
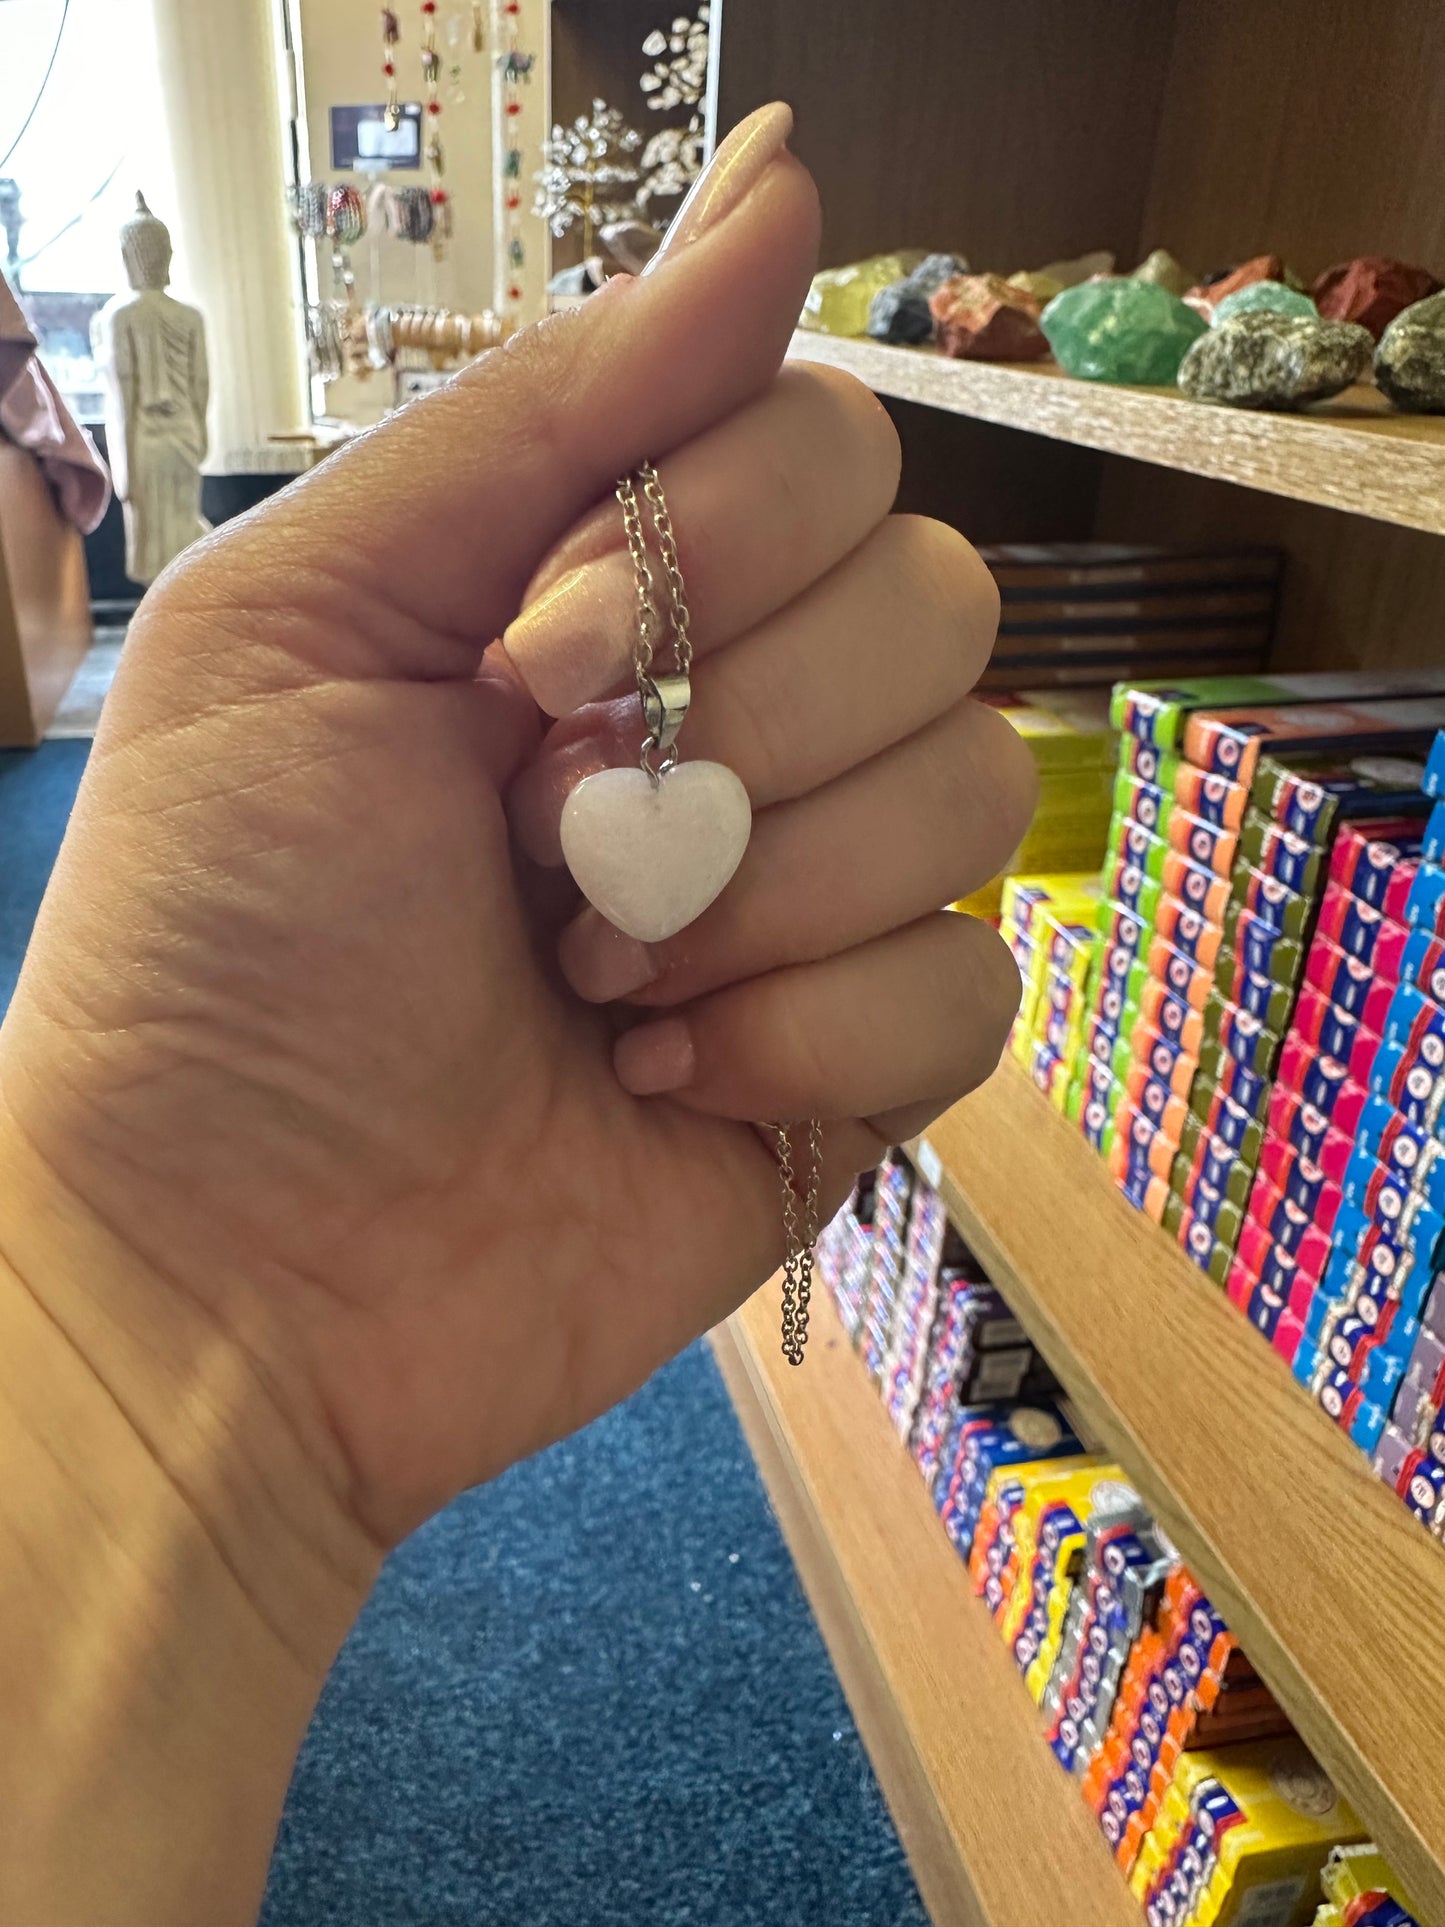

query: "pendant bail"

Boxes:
[639, 670, 691, 779]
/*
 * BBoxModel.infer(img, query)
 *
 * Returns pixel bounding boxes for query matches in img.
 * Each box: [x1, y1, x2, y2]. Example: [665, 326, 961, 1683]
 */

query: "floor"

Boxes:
[0, 668, 930, 1927]
[46, 625, 127, 738]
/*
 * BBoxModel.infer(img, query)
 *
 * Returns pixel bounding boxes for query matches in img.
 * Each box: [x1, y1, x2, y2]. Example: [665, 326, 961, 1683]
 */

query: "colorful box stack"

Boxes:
[1084, 1565, 1292, 1877]
[1163, 743, 1440, 1284]
[857, 1154, 913, 1383]
[907, 1275, 1042, 1487]
[1128, 1739, 1366, 1927]
[1221, 813, 1433, 1382]
[815, 1166, 877, 1341]
[1311, 1843, 1423, 1927]
[817, 1148, 1395, 1927]
[1001, 871, 1104, 1105]
[1063, 674, 1369, 1176]
[960, 691, 1117, 923]
[1061, 676, 1444, 1179]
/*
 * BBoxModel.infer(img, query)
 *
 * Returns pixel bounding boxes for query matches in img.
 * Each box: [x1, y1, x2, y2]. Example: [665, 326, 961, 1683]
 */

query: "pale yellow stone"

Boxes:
[798, 250, 927, 337]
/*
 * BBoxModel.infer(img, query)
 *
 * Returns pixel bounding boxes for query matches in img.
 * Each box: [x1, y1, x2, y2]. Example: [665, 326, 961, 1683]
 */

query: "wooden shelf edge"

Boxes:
[712, 1288, 1138, 1927]
[787, 330, 1445, 537]
[912, 1059, 1445, 1920]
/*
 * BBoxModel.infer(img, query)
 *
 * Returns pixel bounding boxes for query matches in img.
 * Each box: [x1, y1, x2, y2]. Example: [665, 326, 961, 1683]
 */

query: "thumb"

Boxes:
[158, 104, 818, 684]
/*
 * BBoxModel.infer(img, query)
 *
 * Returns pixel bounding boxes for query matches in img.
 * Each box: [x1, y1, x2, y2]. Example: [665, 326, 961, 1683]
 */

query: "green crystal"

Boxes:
[799, 251, 927, 338]
[1212, 280, 1318, 324]
[1040, 280, 1207, 384]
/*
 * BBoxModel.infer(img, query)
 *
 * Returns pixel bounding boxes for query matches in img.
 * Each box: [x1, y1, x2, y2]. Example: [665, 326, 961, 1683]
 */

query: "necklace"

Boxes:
[560, 463, 821, 1361]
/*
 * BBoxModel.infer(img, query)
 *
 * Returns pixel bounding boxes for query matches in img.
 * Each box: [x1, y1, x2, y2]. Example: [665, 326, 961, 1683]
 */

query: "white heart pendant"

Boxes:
[560, 760, 752, 943]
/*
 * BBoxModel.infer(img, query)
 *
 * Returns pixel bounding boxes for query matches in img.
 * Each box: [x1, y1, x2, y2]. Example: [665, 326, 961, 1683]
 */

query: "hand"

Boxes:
[0, 108, 1029, 1565]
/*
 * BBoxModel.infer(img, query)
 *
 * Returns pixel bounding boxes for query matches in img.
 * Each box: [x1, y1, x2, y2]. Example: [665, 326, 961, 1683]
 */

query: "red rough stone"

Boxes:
[1312, 255, 1441, 341]
[1184, 254, 1290, 319]
[929, 273, 1049, 362]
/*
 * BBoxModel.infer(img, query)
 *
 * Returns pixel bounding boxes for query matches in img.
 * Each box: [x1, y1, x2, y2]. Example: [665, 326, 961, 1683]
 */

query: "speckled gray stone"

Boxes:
[1375, 290, 1445, 412]
[867, 251, 970, 343]
[1178, 310, 1373, 409]
[907, 251, 969, 297]
[867, 280, 936, 343]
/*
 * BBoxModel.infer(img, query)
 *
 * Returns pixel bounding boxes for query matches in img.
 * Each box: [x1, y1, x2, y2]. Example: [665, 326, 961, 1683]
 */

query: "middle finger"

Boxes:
[508, 513, 1001, 866]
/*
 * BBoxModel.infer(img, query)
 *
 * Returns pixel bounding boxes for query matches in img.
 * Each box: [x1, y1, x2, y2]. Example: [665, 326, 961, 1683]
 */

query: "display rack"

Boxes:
[719, 1061, 1445, 1921]
[676, 0, 1445, 1917]
[712, 1285, 1137, 1927]
[786, 335, 1445, 538]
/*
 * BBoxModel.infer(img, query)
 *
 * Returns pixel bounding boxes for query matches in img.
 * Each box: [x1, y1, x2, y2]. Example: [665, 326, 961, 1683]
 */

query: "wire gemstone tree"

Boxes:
[637, 7, 710, 224]
[533, 99, 641, 261]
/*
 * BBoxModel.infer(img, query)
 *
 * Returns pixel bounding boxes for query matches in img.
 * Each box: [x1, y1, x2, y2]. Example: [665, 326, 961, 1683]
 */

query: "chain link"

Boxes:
[616, 462, 821, 1364]
[639, 461, 694, 677]
[616, 463, 695, 782]
[615, 471, 660, 685]
[773, 1119, 822, 1366]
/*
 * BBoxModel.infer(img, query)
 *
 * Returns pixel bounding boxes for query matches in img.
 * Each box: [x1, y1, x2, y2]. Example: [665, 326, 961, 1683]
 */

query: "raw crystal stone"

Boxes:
[1128, 248, 1198, 298]
[867, 281, 935, 344]
[1007, 269, 1065, 304]
[930, 274, 1049, 361]
[1211, 280, 1318, 324]
[1032, 248, 1115, 288]
[1185, 254, 1302, 319]
[1375, 291, 1445, 411]
[907, 251, 969, 297]
[866, 251, 970, 343]
[1313, 255, 1440, 341]
[1178, 310, 1373, 408]
[1040, 280, 1206, 383]
[799, 251, 927, 337]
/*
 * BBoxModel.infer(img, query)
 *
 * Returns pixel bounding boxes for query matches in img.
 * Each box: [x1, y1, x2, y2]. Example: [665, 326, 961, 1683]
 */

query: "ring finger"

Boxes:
[508, 512, 1002, 866]
[557, 698, 1038, 1005]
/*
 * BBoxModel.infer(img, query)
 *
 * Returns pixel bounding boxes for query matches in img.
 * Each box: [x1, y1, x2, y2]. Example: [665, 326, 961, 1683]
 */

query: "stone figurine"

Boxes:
[91, 193, 209, 585]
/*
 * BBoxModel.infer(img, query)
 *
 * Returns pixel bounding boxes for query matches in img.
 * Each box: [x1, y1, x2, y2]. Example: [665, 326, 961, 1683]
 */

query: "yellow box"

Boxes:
[1151, 1741, 1365, 1927]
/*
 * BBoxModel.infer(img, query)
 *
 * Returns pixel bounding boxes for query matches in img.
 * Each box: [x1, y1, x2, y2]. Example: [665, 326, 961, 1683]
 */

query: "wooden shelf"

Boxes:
[908, 1057, 1445, 1921]
[787, 331, 1445, 538]
[711, 1286, 1137, 1927]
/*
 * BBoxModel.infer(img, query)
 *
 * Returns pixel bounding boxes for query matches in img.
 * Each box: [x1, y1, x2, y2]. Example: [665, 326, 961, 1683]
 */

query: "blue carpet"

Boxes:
[0, 741, 91, 1014]
[0, 740, 926, 1927]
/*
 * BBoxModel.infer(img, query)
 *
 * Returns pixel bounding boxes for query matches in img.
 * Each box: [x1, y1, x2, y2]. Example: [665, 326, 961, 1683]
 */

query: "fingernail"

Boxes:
[502, 556, 635, 717]
[644, 101, 793, 272]
[560, 912, 658, 1002]
[615, 1017, 694, 1096]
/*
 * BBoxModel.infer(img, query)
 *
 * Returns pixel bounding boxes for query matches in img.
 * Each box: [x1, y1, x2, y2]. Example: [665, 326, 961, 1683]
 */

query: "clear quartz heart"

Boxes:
[560, 760, 752, 943]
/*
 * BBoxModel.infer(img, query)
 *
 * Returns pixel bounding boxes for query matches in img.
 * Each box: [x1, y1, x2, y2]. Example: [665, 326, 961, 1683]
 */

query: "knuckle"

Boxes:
[970, 700, 1041, 845]
[796, 362, 902, 493]
[946, 916, 1022, 1065]
[883, 517, 1001, 671]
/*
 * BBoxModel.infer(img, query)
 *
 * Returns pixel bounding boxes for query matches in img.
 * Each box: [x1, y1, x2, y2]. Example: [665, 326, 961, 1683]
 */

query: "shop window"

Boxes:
[1, 0, 172, 419]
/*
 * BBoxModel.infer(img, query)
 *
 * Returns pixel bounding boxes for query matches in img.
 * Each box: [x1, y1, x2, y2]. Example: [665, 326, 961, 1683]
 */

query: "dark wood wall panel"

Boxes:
[547, 0, 672, 268]
[888, 399, 1104, 545]
[1141, 0, 1445, 281]
[712, 0, 1178, 273]
[1094, 461, 1445, 673]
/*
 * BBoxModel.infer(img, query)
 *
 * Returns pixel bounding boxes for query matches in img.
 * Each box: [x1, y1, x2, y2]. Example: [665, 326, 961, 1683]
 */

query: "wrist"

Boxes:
[0, 1105, 379, 1923]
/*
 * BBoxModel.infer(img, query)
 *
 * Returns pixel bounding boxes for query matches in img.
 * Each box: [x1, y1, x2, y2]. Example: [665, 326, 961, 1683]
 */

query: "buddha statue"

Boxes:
[91, 193, 210, 585]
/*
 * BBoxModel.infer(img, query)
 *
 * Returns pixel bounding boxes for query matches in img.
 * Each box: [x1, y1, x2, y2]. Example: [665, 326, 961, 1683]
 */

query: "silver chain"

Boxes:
[616, 463, 821, 1363]
[616, 462, 694, 783]
[773, 1120, 822, 1366]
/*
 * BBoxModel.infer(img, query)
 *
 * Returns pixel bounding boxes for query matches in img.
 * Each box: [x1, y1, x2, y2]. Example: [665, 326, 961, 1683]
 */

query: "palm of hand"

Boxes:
[5, 617, 778, 1544]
